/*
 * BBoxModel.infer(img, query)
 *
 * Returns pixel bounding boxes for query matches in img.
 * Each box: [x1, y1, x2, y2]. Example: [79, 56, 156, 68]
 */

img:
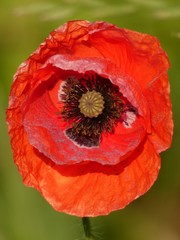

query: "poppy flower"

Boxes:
[6, 20, 173, 217]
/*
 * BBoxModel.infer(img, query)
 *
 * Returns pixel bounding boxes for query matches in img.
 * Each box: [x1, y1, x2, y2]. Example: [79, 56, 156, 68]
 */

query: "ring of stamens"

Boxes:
[59, 73, 136, 148]
[78, 90, 104, 118]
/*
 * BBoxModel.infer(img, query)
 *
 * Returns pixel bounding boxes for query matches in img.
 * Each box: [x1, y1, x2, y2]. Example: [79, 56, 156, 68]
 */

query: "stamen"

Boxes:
[59, 73, 137, 148]
[78, 90, 104, 118]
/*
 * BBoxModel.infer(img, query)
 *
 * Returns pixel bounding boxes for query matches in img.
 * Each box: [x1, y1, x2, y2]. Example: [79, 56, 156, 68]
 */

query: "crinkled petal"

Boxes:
[22, 57, 147, 165]
[7, 114, 160, 216]
[145, 74, 173, 152]
[45, 20, 172, 150]
[23, 85, 146, 165]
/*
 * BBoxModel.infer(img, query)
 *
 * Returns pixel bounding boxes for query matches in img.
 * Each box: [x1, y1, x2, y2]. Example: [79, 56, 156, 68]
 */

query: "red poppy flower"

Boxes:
[6, 20, 173, 217]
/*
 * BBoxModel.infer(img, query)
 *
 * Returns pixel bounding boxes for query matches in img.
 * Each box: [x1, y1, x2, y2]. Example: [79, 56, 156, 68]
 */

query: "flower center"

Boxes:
[78, 90, 104, 118]
[59, 73, 136, 148]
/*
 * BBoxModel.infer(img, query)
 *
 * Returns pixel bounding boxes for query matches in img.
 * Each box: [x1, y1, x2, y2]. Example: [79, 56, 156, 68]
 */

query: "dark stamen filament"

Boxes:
[60, 73, 128, 147]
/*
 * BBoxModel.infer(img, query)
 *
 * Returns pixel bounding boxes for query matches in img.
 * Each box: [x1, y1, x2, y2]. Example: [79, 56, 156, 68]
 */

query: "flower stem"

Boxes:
[82, 217, 94, 240]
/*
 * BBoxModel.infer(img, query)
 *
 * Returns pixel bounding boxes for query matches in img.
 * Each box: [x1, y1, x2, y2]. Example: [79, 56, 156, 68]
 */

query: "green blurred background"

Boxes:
[0, 0, 180, 239]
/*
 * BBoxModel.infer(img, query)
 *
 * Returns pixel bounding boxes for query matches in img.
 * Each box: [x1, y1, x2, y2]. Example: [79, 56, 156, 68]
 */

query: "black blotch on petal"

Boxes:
[65, 128, 100, 148]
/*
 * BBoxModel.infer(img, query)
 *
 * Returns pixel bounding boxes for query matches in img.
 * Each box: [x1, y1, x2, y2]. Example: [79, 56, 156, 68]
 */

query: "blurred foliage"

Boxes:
[0, 0, 180, 239]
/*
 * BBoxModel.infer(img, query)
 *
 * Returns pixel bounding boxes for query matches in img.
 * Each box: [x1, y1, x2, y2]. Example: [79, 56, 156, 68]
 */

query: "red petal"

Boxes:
[41, 139, 160, 217]
[7, 115, 160, 216]
[23, 84, 146, 165]
[22, 56, 147, 165]
[145, 74, 173, 152]
[48, 21, 172, 149]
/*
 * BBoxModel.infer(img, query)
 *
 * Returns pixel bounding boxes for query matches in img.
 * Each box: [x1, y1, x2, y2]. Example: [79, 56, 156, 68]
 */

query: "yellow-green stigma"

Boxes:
[78, 90, 104, 118]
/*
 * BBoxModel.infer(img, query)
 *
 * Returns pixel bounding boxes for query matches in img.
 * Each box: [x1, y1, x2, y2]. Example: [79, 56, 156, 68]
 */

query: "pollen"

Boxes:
[78, 90, 104, 118]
